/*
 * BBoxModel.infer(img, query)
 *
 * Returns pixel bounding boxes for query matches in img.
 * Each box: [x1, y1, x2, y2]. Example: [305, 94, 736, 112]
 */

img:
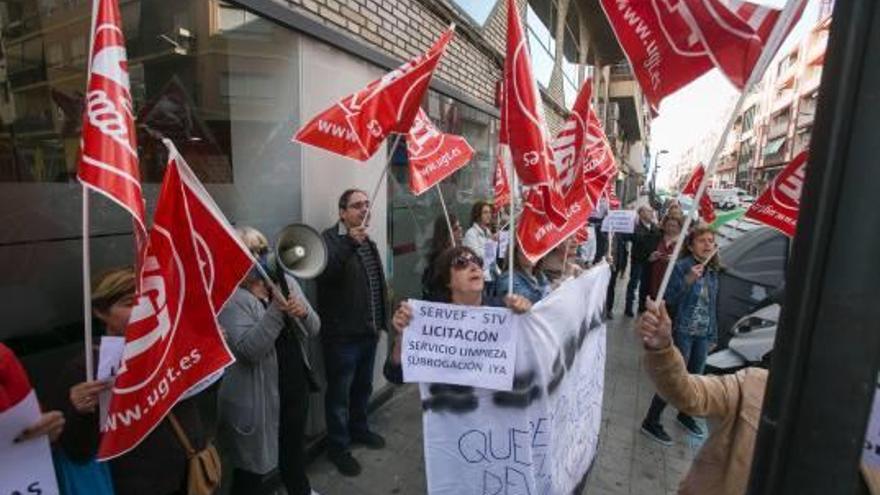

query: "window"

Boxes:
[526, 4, 555, 89]
[449, 0, 498, 27]
[742, 105, 757, 133]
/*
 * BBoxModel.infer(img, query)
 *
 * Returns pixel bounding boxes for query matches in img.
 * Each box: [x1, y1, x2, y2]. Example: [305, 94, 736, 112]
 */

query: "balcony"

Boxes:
[608, 64, 648, 142]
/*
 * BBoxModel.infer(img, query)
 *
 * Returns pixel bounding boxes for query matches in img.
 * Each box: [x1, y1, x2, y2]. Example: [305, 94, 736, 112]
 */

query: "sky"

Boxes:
[650, 0, 823, 189]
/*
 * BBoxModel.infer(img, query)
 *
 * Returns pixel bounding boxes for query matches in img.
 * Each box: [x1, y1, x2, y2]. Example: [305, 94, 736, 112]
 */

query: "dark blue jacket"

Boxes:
[664, 256, 720, 342]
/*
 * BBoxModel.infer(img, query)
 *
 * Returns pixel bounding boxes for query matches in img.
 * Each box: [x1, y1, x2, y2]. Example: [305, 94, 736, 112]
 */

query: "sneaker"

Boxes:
[640, 421, 673, 446]
[328, 449, 361, 476]
[351, 430, 386, 449]
[677, 414, 705, 438]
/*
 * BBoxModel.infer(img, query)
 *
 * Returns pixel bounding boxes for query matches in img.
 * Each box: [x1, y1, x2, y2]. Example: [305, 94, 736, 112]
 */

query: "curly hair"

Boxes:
[683, 223, 721, 270]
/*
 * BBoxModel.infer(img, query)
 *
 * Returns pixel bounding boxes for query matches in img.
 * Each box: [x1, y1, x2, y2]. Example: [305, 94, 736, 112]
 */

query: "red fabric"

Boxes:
[0, 344, 32, 413]
[76, 0, 147, 263]
[492, 145, 511, 211]
[599, 0, 803, 110]
[648, 237, 677, 299]
[516, 81, 593, 262]
[406, 109, 473, 195]
[98, 143, 247, 460]
[500, 0, 566, 227]
[294, 27, 453, 161]
[682, 164, 717, 223]
[583, 111, 618, 208]
[745, 151, 808, 237]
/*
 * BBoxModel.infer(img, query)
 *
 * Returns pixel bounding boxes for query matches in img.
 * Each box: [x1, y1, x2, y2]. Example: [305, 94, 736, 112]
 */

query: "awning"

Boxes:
[764, 137, 786, 156]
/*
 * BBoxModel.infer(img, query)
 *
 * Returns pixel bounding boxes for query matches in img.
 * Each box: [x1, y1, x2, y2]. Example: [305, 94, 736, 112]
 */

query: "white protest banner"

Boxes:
[403, 300, 517, 391]
[601, 209, 636, 234]
[863, 374, 880, 466]
[421, 264, 610, 494]
[0, 392, 60, 495]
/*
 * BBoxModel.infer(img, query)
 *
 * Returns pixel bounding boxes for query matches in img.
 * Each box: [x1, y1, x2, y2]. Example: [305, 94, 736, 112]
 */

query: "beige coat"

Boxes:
[644, 345, 767, 495]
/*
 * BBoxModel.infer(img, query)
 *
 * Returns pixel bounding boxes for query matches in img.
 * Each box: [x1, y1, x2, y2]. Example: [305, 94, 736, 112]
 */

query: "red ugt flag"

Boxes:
[600, 0, 803, 110]
[294, 27, 454, 161]
[406, 109, 474, 195]
[583, 110, 618, 207]
[77, 0, 147, 252]
[682, 164, 717, 223]
[97, 146, 252, 460]
[501, 0, 566, 227]
[516, 81, 594, 262]
[745, 151, 807, 237]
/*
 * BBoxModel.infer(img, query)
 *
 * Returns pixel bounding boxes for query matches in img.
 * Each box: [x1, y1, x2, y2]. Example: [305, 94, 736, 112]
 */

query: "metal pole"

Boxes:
[655, 0, 804, 300]
[508, 152, 516, 296]
[82, 187, 94, 380]
[435, 185, 456, 247]
[361, 133, 403, 228]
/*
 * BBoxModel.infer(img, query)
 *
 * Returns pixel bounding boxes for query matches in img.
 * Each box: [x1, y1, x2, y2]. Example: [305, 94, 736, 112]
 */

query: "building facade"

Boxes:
[0, 0, 649, 434]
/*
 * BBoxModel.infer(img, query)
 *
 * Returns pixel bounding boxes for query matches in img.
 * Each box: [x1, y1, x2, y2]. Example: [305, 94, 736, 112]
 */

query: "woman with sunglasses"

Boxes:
[383, 246, 531, 384]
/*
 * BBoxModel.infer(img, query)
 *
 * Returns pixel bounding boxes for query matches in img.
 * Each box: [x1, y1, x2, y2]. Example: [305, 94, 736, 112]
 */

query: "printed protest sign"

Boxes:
[0, 392, 60, 495]
[601, 209, 636, 233]
[403, 300, 517, 391]
[97, 336, 125, 425]
[421, 264, 610, 494]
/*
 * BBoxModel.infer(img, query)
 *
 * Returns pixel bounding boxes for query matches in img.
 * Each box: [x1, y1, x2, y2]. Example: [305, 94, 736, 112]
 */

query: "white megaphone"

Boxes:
[270, 224, 328, 279]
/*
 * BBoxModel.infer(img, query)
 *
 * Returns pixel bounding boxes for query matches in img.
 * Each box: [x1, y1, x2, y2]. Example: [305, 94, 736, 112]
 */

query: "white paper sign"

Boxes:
[498, 231, 510, 260]
[483, 239, 498, 264]
[863, 375, 880, 466]
[420, 264, 610, 495]
[402, 300, 517, 391]
[97, 336, 125, 426]
[601, 209, 636, 234]
[0, 391, 60, 495]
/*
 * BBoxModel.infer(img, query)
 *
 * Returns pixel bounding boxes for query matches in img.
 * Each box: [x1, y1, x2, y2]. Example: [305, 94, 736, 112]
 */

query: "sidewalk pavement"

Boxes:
[307, 278, 703, 494]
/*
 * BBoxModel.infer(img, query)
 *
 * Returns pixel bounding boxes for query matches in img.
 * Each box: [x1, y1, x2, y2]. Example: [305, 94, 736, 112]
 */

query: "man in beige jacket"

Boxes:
[638, 301, 767, 495]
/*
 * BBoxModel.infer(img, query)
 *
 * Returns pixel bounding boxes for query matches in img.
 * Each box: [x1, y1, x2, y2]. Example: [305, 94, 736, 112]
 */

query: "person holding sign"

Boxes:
[463, 201, 500, 297]
[641, 224, 721, 445]
[502, 238, 551, 304]
[539, 236, 584, 287]
[384, 246, 532, 384]
[47, 268, 210, 495]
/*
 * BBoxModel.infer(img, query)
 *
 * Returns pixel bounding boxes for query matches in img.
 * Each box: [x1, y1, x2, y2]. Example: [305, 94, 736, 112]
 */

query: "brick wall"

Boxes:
[278, 0, 568, 123]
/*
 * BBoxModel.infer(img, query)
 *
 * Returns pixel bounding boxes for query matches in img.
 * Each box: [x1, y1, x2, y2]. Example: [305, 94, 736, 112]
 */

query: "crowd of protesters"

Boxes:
[1, 188, 784, 495]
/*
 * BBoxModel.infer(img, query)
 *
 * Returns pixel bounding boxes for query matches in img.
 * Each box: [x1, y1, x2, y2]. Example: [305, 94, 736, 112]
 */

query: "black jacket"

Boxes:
[630, 221, 661, 264]
[317, 223, 389, 341]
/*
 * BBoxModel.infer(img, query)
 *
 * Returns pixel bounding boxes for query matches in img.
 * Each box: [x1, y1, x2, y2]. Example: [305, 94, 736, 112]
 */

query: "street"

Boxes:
[307, 280, 703, 495]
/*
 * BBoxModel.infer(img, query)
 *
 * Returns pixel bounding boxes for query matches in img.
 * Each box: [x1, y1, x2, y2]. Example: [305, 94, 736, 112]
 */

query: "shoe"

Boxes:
[351, 430, 386, 449]
[640, 421, 673, 446]
[604, 310, 614, 320]
[677, 414, 705, 438]
[328, 449, 362, 476]
[624, 308, 635, 317]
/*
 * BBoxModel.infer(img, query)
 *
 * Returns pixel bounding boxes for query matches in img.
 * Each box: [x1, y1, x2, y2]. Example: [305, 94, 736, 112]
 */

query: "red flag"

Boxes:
[599, 0, 803, 110]
[583, 111, 618, 207]
[501, 0, 566, 227]
[294, 27, 454, 161]
[575, 226, 589, 244]
[0, 344, 31, 413]
[406, 109, 473, 195]
[606, 183, 621, 209]
[745, 151, 807, 237]
[493, 145, 512, 211]
[682, 164, 717, 223]
[97, 147, 250, 460]
[516, 82, 593, 262]
[77, 0, 147, 253]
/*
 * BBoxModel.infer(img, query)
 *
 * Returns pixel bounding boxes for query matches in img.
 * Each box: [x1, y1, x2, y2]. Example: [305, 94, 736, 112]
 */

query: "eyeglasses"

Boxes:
[452, 253, 483, 270]
[346, 200, 370, 210]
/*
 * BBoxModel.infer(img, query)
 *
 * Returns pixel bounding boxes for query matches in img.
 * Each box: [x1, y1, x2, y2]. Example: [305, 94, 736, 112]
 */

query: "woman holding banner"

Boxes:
[384, 246, 532, 384]
[641, 224, 721, 445]
[47, 267, 209, 495]
[502, 239, 551, 304]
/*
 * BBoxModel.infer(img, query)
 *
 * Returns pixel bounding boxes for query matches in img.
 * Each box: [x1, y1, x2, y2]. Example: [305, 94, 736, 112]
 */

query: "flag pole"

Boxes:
[82, 188, 94, 380]
[508, 150, 516, 296]
[435, 185, 456, 247]
[655, 0, 804, 300]
[362, 133, 403, 228]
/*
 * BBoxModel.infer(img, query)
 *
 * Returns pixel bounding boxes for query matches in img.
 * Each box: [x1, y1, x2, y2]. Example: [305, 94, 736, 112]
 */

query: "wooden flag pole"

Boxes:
[655, 0, 805, 300]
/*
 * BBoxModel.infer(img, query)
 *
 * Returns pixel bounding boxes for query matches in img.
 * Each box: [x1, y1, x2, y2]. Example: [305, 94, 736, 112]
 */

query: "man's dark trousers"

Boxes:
[323, 338, 377, 453]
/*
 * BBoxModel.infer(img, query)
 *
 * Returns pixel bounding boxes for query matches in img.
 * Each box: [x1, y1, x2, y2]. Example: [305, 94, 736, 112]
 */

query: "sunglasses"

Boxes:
[452, 253, 484, 270]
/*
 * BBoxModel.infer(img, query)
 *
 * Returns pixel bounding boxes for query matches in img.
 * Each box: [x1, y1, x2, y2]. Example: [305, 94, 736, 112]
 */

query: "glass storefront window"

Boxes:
[448, 0, 498, 27]
[526, 4, 555, 89]
[389, 91, 498, 299]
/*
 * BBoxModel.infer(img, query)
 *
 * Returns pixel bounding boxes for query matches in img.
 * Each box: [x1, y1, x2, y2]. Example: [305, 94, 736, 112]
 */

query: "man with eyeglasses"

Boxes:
[316, 188, 388, 477]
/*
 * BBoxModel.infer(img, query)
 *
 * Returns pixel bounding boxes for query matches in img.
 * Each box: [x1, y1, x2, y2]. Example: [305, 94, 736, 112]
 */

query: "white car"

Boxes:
[706, 303, 778, 372]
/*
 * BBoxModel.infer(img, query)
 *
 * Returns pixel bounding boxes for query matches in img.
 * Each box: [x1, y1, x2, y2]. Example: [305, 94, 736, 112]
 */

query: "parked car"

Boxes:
[707, 300, 779, 373]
